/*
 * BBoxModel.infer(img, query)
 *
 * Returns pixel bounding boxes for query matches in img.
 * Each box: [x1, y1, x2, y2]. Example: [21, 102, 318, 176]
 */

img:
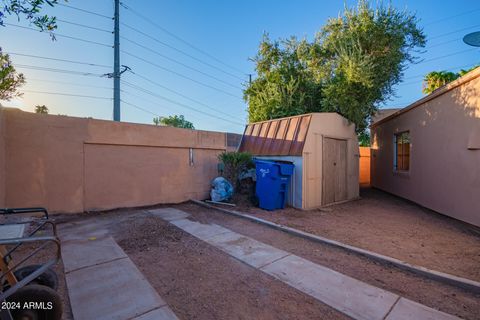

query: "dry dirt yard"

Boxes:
[229, 188, 480, 281]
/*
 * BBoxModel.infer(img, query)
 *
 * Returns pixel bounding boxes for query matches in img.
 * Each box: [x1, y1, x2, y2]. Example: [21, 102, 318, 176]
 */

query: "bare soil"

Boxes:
[228, 188, 480, 282]
[113, 216, 348, 320]
[174, 202, 480, 320]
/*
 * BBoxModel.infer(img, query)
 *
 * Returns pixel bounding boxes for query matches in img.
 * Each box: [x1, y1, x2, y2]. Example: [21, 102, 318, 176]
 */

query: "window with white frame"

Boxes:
[394, 131, 410, 171]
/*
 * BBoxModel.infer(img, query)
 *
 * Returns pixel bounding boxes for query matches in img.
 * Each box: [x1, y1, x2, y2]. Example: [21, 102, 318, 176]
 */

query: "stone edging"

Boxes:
[191, 199, 480, 294]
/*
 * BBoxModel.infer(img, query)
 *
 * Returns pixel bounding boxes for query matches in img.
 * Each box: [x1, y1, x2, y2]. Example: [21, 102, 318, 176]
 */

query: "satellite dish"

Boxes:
[463, 31, 480, 47]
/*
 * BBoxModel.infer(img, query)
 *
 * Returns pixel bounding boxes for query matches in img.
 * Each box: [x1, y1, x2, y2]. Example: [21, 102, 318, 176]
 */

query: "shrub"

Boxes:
[218, 151, 253, 188]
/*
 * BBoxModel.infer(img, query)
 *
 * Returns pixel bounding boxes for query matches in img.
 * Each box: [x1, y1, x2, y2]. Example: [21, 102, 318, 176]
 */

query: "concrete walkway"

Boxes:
[59, 220, 178, 320]
[151, 208, 461, 320]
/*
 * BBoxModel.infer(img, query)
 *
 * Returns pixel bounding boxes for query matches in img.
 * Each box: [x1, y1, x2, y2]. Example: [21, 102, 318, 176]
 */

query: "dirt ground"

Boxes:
[113, 216, 349, 320]
[173, 203, 480, 320]
[227, 187, 480, 281]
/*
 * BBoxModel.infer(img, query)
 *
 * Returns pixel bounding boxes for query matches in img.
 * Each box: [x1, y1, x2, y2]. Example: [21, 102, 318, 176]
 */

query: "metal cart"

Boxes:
[0, 208, 62, 320]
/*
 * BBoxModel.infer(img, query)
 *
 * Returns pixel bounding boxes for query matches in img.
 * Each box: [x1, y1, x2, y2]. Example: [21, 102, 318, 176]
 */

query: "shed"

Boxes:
[239, 113, 359, 209]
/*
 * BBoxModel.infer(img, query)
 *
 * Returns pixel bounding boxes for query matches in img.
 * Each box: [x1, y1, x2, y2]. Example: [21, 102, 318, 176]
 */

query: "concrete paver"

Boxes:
[148, 208, 190, 221]
[261, 254, 398, 320]
[385, 298, 461, 320]
[132, 306, 179, 320]
[60, 221, 178, 320]
[170, 218, 230, 239]
[61, 237, 127, 273]
[160, 208, 461, 320]
[206, 230, 291, 268]
[66, 258, 166, 320]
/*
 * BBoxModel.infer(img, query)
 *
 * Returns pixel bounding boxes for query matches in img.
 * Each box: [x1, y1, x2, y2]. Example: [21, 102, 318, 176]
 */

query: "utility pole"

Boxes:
[113, 0, 121, 121]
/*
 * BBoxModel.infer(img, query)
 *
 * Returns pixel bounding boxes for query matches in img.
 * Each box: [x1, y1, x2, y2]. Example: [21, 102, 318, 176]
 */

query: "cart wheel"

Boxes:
[13, 265, 59, 290]
[7, 284, 63, 320]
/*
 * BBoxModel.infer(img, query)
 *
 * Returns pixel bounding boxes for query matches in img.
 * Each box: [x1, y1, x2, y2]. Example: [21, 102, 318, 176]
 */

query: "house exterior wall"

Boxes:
[302, 113, 359, 209]
[371, 70, 480, 227]
[359, 147, 371, 186]
[2, 108, 226, 213]
[0, 107, 5, 207]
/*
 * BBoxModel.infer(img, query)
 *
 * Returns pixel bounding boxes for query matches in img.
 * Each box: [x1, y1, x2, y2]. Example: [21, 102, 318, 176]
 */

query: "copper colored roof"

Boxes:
[238, 114, 312, 156]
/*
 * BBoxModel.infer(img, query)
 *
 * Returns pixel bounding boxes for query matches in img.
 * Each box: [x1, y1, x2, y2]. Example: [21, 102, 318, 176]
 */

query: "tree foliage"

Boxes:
[153, 115, 194, 129]
[0, 48, 25, 100]
[422, 65, 479, 94]
[245, 0, 426, 133]
[0, 0, 62, 32]
[34, 104, 49, 114]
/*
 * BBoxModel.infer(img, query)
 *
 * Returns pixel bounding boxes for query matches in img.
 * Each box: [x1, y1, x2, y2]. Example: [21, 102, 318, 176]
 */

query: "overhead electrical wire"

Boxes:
[127, 72, 244, 120]
[6, 52, 112, 69]
[57, 19, 112, 33]
[26, 78, 113, 90]
[121, 22, 245, 81]
[120, 99, 162, 117]
[4, 23, 112, 47]
[20, 90, 112, 100]
[121, 80, 245, 126]
[56, 3, 112, 19]
[119, 1, 245, 75]
[121, 36, 242, 90]
[121, 50, 243, 100]
[15, 64, 106, 77]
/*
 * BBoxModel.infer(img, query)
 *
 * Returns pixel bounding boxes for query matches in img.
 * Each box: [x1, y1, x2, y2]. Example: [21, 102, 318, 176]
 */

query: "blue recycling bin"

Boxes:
[255, 160, 294, 210]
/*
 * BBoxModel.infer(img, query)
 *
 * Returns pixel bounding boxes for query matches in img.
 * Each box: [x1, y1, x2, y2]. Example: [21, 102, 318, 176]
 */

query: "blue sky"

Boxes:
[0, 0, 479, 133]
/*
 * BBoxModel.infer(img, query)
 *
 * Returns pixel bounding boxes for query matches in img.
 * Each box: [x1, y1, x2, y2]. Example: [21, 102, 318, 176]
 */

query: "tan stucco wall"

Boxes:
[371, 72, 480, 227]
[359, 147, 371, 186]
[0, 107, 6, 207]
[302, 113, 359, 209]
[1, 108, 226, 213]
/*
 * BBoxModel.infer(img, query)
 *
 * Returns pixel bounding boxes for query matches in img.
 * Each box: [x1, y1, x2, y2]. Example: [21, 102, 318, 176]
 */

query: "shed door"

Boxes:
[323, 138, 348, 205]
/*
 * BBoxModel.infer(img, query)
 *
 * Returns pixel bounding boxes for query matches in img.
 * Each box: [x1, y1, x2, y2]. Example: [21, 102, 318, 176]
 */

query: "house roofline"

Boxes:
[371, 66, 480, 128]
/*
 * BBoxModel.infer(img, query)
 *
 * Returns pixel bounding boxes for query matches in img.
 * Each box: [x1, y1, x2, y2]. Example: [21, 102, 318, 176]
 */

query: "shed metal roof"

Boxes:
[238, 114, 312, 156]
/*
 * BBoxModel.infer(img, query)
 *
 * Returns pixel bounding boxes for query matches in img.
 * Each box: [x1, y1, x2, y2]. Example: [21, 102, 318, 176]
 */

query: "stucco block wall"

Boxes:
[371, 72, 480, 227]
[359, 147, 371, 186]
[1, 108, 226, 213]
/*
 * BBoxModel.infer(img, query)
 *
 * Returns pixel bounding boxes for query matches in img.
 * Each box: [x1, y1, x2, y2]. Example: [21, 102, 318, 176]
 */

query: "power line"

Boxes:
[121, 36, 242, 90]
[122, 50, 243, 100]
[127, 72, 244, 119]
[403, 62, 478, 81]
[21, 90, 112, 100]
[26, 78, 113, 90]
[121, 81, 244, 126]
[423, 8, 480, 26]
[121, 90, 202, 121]
[429, 23, 480, 41]
[119, 1, 245, 75]
[123, 74, 243, 121]
[121, 22, 244, 81]
[15, 64, 106, 77]
[120, 99, 161, 117]
[6, 52, 112, 68]
[5, 23, 111, 47]
[57, 19, 112, 33]
[56, 3, 112, 19]
[419, 48, 478, 64]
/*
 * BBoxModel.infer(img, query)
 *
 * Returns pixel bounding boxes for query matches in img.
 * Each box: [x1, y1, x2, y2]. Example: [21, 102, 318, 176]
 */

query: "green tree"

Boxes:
[422, 66, 479, 94]
[0, 49, 25, 100]
[34, 105, 49, 114]
[244, 0, 426, 133]
[0, 0, 63, 32]
[153, 115, 194, 129]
